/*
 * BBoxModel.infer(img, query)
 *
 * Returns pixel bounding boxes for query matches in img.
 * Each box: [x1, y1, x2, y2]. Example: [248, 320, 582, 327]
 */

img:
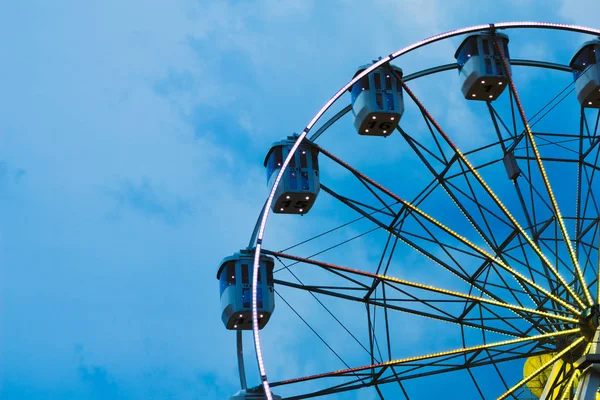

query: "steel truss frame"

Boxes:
[243, 23, 600, 400]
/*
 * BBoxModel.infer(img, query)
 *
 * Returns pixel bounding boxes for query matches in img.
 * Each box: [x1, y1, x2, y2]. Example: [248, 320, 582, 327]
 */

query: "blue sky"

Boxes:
[1, 1, 600, 399]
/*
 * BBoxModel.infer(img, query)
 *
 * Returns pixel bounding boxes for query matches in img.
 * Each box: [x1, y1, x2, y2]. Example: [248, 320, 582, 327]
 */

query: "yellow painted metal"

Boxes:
[525, 354, 571, 398]
[497, 336, 585, 400]
[522, 343, 600, 399]
[560, 371, 580, 400]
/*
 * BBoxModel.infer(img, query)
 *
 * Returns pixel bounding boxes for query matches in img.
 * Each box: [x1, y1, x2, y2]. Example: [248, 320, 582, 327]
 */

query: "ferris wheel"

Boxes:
[217, 22, 600, 399]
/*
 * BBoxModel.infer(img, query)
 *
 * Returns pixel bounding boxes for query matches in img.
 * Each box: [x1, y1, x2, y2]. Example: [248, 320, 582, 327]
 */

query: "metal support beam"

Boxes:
[574, 329, 600, 400]
[237, 330, 248, 390]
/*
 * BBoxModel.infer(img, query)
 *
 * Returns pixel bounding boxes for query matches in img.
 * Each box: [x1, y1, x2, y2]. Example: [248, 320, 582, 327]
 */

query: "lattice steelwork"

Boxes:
[239, 23, 600, 400]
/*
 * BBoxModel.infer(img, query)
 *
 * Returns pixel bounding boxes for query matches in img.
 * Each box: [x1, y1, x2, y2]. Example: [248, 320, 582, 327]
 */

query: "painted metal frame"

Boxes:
[246, 22, 600, 400]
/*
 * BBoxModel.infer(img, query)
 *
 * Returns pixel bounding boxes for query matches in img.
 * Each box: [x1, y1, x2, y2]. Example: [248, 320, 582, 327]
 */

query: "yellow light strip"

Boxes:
[494, 39, 593, 307]
[397, 72, 586, 310]
[440, 184, 545, 308]
[497, 336, 585, 400]
[273, 251, 578, 324]
[318, 147, 581, 316]
[401, 199, 581, 315]
[373, 230, 555, 334]
[453, 145, 585, 309]
[559, 371, 579, 400]
[276, 328, 581, 386]
[272, 253, 521, 337]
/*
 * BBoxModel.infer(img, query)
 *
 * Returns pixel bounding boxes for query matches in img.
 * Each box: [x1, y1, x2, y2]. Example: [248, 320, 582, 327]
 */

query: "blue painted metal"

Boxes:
[217, 251, 275, 330]
[570, 39, 600, 108]
[263, 135, 319, 214]
[454, 32, 510, 101]
[349, 62, 404, 136]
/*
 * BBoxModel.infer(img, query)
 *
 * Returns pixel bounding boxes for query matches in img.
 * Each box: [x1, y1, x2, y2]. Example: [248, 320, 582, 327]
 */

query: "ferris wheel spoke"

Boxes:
[486, 102, 517, 146]
[559, 371, 579, 400]
[441, 177, 567, 306]
[580, 168, 600, 245]
[275, 277, 525, 337]
[487, 104, 559, 300]
[537, 236, 578, 278]
[576, 118, 600, 301]
[540, 363, 577, 400]
[270, 328, 577, 394]
[579, 123, 600, 161]
[578, 224, 600, 299]
[501, 233, 563, 304]
[280, 349, 547, 400]
[398, 125, 509, 252]
[472, 231, 560, 316]
[320, 181, 581, 319]
[580, 164, 600, 231]
[274, 289, 371, 382]
[494, 39, 593, 307]
[322, 180, 553, 326]
[268, 252, 578, 330]
[319, 148, 581, 315]
[401, 215, 486, 278]
[393, 72, 588, 311]
[496, 335, 585, 400]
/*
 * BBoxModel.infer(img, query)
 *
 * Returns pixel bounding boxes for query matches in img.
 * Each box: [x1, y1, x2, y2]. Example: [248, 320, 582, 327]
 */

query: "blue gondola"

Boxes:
[570, 39, 600, 108]
[217, 251, 275, 330]
[454, 32, 510, 101]
[349, 62, 404, 137]
[264, 135, 319, 214]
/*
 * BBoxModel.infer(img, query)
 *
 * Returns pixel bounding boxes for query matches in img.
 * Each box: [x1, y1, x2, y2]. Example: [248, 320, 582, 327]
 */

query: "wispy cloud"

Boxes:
[0, 1, 590, 399]
[110, 179, 192, 225]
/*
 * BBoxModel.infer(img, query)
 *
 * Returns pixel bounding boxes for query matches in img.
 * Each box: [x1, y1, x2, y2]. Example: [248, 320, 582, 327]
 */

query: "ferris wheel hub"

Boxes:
[579, 304, 600, 342]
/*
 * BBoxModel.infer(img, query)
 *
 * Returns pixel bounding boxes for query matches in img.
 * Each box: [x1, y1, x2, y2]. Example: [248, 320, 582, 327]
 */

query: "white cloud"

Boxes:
[558, 0, 600, 30]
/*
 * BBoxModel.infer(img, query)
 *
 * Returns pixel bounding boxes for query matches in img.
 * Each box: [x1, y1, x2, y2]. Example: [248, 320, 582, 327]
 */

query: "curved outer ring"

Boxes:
[250, 22, 600, 399]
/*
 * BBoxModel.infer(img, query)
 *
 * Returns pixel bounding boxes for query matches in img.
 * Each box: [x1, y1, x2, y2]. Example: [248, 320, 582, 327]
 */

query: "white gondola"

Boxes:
[570, 39, 600, 108]
[455, 32, 510, 101]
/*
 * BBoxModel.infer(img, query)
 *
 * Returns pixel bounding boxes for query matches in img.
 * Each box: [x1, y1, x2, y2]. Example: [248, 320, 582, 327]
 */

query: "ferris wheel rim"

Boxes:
[250, 22, 600, 400]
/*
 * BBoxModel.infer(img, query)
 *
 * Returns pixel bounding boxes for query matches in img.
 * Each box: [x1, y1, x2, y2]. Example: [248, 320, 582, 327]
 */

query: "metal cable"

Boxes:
[275, 256, 377, 361]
